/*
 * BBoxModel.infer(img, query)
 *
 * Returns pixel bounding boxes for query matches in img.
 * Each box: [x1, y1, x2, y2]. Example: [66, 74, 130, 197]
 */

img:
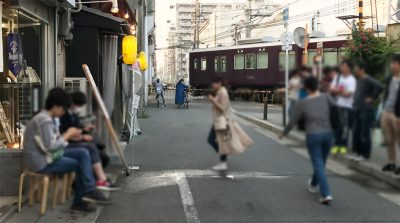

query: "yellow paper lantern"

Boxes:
[122, 35, 137, 65]
[137, 51, 148, 71]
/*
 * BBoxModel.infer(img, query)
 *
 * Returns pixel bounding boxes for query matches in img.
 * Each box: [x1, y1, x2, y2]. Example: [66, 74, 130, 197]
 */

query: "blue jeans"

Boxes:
[353, 108, 374, 159]
[208, 127, 227, 162]
[334, 108, 353, 147]
[38, 148, 96, 204]
[306, 132, 333, 197]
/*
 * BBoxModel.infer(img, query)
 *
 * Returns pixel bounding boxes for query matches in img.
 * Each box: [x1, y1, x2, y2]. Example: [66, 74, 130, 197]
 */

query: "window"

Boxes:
[194, 59, 199, 70]
[234, 54, 244, 70]
[279, 51, 296, 71]
[324, 51, 338, 66]
[201, 57, 207, 71]
[214, 56, 227, 73]
[257, 53, 268, 69]
[220, 56, 227, 72]
[245, 53, 257, 69]
[214, 57, 219, 72]
[307, 51, 318, 67]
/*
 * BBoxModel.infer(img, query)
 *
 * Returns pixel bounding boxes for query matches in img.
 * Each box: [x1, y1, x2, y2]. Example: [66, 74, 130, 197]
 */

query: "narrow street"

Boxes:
[97, 101, 400, 223]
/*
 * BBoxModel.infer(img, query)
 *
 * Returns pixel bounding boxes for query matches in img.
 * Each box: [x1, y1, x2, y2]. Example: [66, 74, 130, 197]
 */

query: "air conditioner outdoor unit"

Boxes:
[63, 77, 92, 117]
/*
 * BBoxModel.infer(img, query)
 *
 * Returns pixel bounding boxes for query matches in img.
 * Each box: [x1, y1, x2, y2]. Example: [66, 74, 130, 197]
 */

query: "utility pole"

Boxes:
[358, 0, 364, 30]
[245, 0, 252, 38]
[214, 13, 217, 47]
[234, 24, 239, 45]
[194, 0, 200, 49]
[172, 34, 176, 82]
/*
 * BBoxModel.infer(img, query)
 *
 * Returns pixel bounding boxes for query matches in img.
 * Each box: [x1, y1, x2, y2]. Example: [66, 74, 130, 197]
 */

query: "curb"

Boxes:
[232, 109, 400, 190]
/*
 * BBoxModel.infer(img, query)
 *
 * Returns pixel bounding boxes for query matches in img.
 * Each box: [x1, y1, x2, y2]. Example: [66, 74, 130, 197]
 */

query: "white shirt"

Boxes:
[289, 76, 301, 100]
[330, 74, 357, 109]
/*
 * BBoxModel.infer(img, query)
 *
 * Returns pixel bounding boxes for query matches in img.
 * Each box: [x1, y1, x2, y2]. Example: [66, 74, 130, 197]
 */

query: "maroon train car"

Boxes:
[189, 36, 347, 89]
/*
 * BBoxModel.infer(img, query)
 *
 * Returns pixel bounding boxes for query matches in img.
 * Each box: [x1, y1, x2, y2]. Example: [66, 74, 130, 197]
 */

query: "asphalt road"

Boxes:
[97, 101, 400, 223]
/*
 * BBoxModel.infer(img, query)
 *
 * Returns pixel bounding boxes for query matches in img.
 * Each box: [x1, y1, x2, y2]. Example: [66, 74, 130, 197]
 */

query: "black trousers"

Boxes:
[208, 127, 227, 162]
[353, 108, 374, 159]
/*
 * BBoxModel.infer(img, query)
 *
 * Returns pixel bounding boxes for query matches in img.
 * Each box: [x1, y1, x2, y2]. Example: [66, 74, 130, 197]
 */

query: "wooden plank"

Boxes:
[81, 64, 130, 176]
[0, 101, 14, 143]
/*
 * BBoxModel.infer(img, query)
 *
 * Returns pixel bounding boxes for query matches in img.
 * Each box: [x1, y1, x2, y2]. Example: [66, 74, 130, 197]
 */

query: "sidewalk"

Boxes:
[231, 101, 400, 190]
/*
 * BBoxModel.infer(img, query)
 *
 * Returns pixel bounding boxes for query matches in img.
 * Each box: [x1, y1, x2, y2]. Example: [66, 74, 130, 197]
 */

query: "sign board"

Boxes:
[283, 8, 289, 24]
[282, 45, 292, 51]
[280, 32, 293, 46]
[132, 95, 140, 109]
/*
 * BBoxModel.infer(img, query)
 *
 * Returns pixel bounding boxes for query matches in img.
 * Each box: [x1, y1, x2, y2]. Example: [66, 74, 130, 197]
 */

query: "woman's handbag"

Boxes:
[214, 115, 228, 131]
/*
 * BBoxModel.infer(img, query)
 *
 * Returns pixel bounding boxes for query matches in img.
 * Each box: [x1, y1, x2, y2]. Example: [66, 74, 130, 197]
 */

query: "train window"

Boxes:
[279, 51, 296, 71]
[257, 53, 268, 69]
[245, 53, 257, 69]
[324, 51, 338, 66]
[234, 54, 244, 70]
[307, 51, 318, 67]
[201, 57, 207, 71]
[214, 57, 219, 72]
[194, 59, 199, 70]
[220, 56, 227, 72]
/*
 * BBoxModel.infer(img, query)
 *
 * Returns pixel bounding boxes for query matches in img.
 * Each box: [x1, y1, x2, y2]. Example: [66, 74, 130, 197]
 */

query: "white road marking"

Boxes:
[119, 169, 290, 223]
[175, 172, 201, 223]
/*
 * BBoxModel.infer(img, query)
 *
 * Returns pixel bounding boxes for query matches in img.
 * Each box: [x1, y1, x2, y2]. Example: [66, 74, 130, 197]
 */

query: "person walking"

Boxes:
[288, 70, 302, 118]
[175, 79, 187, 108]
[154, 78, 166, 108]
[381, 55, 400, 174]
[207, 76, 253, 171]
[280, 76, 335, 205]
[330, 60, 357, 155]
[352, 61, 384, 161]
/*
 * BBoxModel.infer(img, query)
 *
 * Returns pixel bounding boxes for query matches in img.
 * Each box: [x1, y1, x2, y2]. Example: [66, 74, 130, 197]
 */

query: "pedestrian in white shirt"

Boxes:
[330, 60, 357, 155]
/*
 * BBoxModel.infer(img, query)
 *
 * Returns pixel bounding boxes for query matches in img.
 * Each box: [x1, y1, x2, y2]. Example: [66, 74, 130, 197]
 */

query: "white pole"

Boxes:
[284, 23, 289, 126]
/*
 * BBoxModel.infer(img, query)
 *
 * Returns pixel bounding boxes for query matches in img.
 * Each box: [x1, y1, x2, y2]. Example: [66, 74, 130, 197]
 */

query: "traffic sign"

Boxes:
[280, 32, 293, 46]
[283, 8, 289, 23]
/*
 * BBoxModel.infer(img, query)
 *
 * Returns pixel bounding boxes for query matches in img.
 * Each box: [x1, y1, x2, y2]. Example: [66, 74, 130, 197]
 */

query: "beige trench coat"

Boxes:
[212, 87, 254, 155]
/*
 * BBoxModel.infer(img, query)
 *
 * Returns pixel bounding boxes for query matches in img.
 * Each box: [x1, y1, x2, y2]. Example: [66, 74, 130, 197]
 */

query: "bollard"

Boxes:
[283, 102, 286, 126]
[263, 98, 268, 120]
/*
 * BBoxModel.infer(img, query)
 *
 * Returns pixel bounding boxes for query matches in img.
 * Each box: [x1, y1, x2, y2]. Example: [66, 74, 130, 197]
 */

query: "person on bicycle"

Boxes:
[175, 79, 188, 108]
[154, 78, 166, 108]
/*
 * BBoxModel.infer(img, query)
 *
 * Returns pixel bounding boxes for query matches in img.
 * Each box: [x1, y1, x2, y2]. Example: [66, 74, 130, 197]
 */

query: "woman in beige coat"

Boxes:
[207, 77, 253, 171]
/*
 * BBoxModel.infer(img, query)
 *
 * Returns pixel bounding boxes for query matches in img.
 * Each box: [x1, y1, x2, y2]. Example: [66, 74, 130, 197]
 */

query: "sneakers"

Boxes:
[353, 155, 366, 162]
[332, 146, 347, 155]
[212, 162, 228, 171]
[82, 190, 111, 205]
[331, 146, 340, 155]
[96, 180, 121, 192]
[382, 164, 396, 172]
[339, 147, 347, 155]
[71, 202, 97, 212]
[307, 179, 318, 194]
[319, 196, 333, 205]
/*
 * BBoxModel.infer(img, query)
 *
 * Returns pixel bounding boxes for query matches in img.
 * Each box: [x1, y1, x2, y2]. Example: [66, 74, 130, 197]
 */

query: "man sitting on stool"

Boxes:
[23, 88, 111, 212]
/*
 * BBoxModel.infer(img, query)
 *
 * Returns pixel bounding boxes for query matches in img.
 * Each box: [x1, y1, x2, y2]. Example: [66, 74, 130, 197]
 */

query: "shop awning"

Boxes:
[74, 6, 126, 34]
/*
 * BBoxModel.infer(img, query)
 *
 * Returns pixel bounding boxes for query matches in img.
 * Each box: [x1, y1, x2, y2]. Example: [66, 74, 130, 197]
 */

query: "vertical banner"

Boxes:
[7, 33, 24, 77]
